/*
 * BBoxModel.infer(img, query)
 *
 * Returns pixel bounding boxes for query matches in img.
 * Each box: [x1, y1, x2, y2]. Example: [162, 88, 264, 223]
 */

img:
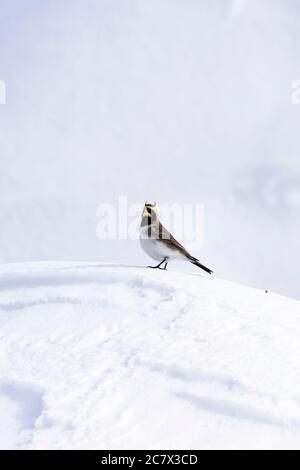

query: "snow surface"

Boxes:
[0, 262, 300, 450]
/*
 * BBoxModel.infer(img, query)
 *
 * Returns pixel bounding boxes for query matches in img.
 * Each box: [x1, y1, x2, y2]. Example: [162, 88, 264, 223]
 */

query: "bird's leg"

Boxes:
[163, 262, 168, 270]
[148, 259, 166, 269]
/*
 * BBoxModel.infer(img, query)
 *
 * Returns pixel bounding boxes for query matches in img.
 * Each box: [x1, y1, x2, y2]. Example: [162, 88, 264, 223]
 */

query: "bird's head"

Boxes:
[142, 202, 157, 223]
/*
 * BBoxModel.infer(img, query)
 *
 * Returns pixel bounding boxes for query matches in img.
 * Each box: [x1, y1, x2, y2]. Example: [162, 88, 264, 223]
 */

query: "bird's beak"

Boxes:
[143, 208, 149, 217]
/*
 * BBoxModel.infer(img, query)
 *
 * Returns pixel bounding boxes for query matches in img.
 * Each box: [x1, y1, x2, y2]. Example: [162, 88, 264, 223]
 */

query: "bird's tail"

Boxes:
[189, 256, 213, 275]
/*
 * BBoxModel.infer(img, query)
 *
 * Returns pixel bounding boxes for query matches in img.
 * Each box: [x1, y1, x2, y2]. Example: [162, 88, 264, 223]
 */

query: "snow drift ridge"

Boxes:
[0, 262, 300, 450]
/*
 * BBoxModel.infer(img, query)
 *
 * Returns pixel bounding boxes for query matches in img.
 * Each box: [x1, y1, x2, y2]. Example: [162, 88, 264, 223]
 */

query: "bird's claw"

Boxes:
[147, 266, 166, 270]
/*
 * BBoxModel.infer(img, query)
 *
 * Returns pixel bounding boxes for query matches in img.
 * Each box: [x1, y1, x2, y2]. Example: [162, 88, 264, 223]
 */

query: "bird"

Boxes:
[140, 202, 213, 274]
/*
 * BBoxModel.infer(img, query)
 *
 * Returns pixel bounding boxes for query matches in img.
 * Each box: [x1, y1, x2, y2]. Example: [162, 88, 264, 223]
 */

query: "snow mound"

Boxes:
[0, 262, 299, 450]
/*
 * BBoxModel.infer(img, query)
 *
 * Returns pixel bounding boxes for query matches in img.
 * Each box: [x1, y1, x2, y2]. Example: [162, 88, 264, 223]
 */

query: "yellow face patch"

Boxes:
[143, 205, 156, 217]
[143, 208, 151, 217]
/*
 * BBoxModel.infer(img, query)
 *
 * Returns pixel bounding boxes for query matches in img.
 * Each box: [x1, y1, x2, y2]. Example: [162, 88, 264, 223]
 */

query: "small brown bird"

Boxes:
[140, 202, 213, 274]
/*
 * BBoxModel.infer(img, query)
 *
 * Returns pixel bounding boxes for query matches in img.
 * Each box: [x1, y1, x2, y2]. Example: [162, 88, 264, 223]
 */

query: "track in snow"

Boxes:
[0, 262, 300, 449]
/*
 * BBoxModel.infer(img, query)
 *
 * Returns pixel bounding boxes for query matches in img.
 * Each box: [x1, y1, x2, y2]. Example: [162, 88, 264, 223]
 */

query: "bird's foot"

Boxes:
[147, 259, 167, 270]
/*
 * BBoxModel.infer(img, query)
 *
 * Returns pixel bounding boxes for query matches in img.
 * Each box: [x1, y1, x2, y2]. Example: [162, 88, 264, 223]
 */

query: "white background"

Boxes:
[0, 0, 299, 298]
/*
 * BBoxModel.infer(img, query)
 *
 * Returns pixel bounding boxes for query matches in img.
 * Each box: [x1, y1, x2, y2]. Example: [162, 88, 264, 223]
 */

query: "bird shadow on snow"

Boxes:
[0, 379, 44, 429]
[142, 362, 300, 431]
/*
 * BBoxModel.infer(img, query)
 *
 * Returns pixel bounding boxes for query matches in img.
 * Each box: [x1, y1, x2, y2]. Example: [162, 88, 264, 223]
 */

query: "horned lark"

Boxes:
[140, 203, 213, 274]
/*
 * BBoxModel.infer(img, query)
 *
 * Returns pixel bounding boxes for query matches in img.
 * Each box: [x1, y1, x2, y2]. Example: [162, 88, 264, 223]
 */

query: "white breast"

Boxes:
[140, 236, 162, 261]
[139, 224, 162, 261]
[139, 224, 187, 262]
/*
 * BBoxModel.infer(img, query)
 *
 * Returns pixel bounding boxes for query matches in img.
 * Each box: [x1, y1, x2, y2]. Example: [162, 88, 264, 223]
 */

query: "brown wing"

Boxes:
[149, 222, 213, 273]
[158, 222, 192, 258]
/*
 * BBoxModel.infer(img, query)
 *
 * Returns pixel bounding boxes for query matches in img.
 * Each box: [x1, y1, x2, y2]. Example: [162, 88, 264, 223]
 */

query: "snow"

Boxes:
[0, 262, 300, 450]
